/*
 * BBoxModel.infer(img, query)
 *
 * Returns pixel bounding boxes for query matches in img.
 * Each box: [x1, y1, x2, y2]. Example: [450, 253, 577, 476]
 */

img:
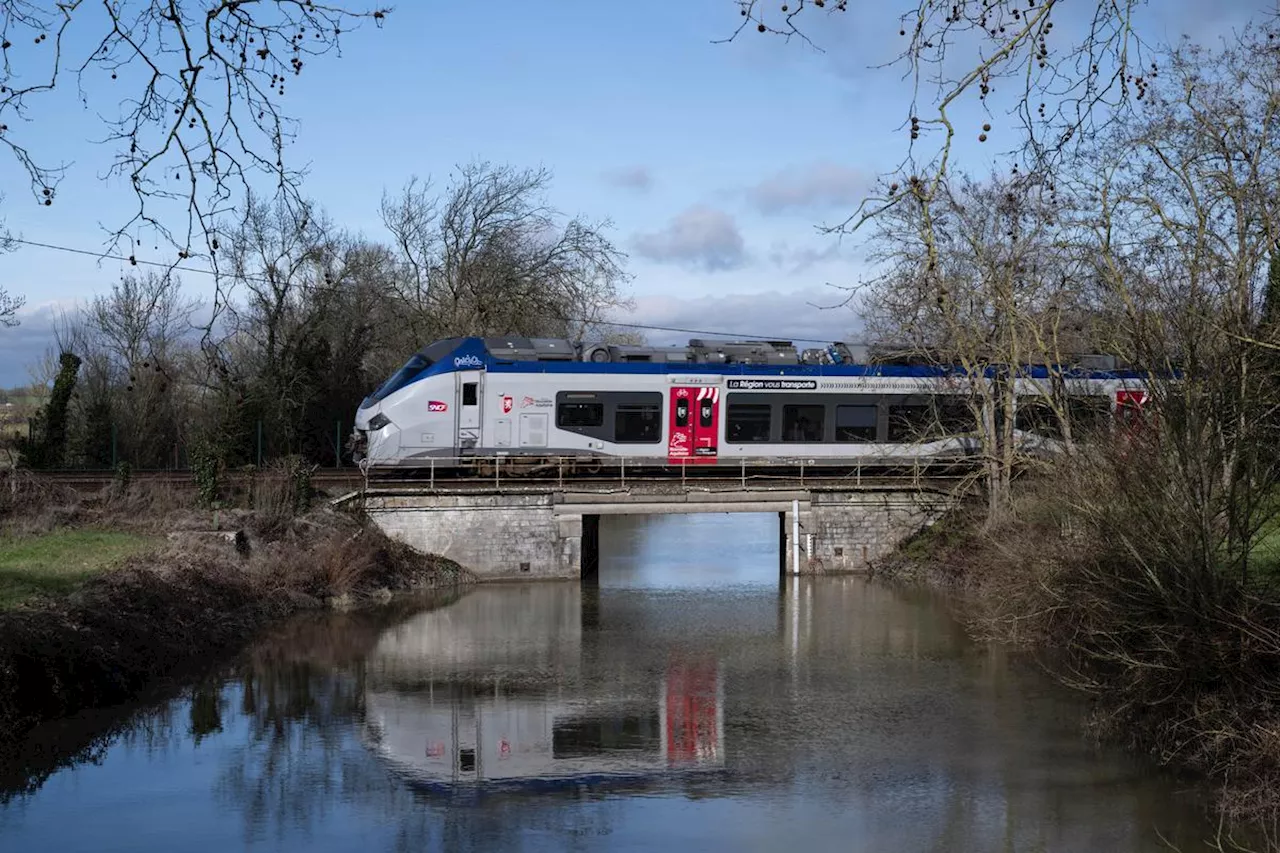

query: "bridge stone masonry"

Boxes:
[358, 475, 962, 580]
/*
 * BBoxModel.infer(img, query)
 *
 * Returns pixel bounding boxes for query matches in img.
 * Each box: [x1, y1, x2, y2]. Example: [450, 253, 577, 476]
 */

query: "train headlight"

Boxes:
[368, 413, 393, 431]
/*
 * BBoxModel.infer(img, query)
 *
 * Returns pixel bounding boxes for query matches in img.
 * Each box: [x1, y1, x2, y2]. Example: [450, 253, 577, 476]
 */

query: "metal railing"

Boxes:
[358, 453, 986, 495]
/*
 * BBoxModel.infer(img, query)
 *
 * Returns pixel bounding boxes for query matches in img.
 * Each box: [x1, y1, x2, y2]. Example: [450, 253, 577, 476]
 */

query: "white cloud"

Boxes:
[747, 161, 871, 216]
[632, 206, 748, 272]
[601, 165, 654, 192]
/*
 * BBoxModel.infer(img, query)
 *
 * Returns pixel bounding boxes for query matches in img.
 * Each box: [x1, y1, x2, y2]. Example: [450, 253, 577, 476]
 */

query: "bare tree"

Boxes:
[860, 171, 1098, 516]
[0, 1, 389, 258]
[0, 287, 20, 328]
[0, 205, 18, 327]
[1068, 25, 1280, 583]
[381, 162, 632, 342]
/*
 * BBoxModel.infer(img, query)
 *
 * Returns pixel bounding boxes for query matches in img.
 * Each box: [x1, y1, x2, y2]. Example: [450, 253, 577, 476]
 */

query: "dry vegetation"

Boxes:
[877, 436, 1280, 829]
[0, 469, 471, 743]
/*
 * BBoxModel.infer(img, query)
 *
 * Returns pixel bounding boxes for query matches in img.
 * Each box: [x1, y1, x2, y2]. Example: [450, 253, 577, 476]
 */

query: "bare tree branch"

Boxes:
[0, 1, 390, 277]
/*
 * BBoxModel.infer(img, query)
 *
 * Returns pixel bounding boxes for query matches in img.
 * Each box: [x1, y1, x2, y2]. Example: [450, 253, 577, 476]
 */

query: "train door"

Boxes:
[667, 385, 719, 465]
[455, 370, 483, 452]
[1115, 389, 1149, 427]
[693, 387, 720, 460]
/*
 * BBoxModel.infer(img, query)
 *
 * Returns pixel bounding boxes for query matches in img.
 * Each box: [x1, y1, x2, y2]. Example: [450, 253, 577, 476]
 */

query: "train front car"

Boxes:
[353, 337, 482, 469]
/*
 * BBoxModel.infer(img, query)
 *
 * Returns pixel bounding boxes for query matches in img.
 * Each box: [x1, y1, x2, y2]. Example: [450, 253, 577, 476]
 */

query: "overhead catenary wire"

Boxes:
[10, 236, 853, 345]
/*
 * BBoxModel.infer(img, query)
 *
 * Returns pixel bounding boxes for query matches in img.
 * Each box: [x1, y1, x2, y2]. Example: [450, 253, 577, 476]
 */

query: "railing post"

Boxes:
[558, 456, 564, 490]
[741, 458, 746, 489]
[495, 457, 500, 489]
[620, 456, 626, 488]
[430, 457, 435, 490]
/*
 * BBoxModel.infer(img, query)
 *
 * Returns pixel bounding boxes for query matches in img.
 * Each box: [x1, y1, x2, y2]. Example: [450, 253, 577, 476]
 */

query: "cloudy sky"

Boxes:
[0, 0, 1268, 386]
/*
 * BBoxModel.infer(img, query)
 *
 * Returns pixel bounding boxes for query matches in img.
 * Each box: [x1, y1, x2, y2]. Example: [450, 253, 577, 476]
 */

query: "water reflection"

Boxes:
[0, 515, 1250, 852]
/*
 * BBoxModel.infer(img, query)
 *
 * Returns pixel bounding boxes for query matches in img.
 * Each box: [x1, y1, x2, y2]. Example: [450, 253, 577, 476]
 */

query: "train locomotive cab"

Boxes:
[353, 338, 476, 469]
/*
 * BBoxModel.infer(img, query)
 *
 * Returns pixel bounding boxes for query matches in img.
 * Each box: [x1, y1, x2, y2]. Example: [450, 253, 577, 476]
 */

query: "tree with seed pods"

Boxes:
[723, 1, 1276, 282]
[0, 1, 390, 283]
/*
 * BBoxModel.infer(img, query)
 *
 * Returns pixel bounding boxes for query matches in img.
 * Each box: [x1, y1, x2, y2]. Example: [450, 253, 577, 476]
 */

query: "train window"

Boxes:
[887, 405, 932, 442]
[368, 354, 431, 403]
[935, 399, 973, 435]
[462, 383, 478, 406]
[699, 399, 713, 428]
[727, 404, 772, 442]
[1068, 396, 1112, 435]
[558, 402, 603, 428]
[1015, 397, 1058, 436]
[615, 404, 662, 443]
[835, 405, 877, 442]
[675, 399, 690, 427]
[782, 405, 825, 442]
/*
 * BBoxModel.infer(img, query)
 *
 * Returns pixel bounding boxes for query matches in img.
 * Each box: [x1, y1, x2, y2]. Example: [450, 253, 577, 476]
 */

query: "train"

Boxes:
[350, 335, 1150, 472]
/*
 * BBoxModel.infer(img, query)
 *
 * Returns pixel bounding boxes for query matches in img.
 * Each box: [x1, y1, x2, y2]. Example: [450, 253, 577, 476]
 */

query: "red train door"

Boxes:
[693, 386, 720, 461]
[1116, 389, 1149, 426]
[668, 385, 719, 465]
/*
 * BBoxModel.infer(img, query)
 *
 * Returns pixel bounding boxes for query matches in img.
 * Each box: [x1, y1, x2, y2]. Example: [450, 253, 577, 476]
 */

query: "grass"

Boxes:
[0, 530, 155, 608]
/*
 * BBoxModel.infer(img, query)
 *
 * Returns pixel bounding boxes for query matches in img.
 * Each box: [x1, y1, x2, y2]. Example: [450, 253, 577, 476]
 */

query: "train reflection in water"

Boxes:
[361, 584, 724, 791]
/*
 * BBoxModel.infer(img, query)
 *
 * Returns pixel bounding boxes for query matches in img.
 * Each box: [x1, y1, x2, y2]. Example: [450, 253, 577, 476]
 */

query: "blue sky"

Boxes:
[0, 0, 1269, 386]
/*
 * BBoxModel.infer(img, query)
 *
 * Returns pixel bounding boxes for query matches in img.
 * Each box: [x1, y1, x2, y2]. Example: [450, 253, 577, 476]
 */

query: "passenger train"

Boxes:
[351, 336, 1150, 472]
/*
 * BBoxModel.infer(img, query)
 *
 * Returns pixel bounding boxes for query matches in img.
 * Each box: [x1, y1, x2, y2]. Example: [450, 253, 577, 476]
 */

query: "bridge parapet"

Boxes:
[362, 478, 965, 581]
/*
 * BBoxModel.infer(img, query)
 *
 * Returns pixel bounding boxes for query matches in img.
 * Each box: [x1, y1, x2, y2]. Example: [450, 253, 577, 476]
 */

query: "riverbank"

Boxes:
[0, 473, 471, 743]
[870, 485, 1280, 830]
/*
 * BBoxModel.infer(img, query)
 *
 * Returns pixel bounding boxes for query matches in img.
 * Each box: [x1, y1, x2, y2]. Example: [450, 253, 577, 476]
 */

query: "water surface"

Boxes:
[0, 513, 1230, 852]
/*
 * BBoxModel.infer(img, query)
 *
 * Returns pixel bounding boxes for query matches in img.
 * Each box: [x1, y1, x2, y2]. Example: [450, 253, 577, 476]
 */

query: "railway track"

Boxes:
[6, 462, 981, 496]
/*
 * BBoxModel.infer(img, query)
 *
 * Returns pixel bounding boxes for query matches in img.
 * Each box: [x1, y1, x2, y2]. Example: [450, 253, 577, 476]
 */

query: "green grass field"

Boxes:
[0, 530, 155, 608]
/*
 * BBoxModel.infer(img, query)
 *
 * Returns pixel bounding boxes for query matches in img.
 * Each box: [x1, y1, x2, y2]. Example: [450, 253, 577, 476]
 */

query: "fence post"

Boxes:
[111, 422, 118, 470]
[256, 420, 263, 467]
[335, 421, 342, 468]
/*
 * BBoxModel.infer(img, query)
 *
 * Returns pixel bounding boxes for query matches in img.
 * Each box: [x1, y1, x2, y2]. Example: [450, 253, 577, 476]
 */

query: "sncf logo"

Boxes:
[453, 354, 484, 369]
[427, 400, 448, 413]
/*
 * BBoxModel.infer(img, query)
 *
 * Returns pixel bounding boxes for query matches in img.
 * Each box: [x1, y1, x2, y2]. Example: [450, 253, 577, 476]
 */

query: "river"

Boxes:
[0, 513, 1235, 852]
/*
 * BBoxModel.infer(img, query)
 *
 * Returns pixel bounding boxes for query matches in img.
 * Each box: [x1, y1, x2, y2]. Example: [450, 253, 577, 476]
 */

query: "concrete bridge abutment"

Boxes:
[362, 487, 952, 581]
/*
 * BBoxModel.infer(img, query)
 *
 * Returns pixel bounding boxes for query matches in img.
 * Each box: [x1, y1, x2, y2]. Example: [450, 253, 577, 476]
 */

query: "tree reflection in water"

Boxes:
[0, 573, 1254, 852]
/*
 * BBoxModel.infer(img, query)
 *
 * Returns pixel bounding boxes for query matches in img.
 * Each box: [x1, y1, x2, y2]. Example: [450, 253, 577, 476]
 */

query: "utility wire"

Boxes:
[11, 236, 853, 345]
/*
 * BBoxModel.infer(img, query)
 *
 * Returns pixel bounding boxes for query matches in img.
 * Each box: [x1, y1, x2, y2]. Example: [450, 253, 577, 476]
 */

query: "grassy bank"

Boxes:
[872, 472, 1280, 832]
[0, 530, 156, 608]
[0, 472, 472, 743]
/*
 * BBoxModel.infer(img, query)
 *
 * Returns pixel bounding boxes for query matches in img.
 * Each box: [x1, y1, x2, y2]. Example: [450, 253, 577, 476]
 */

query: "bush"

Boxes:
[958, 438, 1280, 821]
[251, 456, 317, 535]
[189, 442, 221, 508]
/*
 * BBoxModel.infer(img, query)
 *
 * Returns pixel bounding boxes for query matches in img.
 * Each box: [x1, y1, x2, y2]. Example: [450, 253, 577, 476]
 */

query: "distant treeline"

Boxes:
[7, 163, 637, 471]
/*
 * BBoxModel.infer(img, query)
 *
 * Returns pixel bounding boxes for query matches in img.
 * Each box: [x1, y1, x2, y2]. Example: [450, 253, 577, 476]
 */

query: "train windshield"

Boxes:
[365, 354, 433, 405]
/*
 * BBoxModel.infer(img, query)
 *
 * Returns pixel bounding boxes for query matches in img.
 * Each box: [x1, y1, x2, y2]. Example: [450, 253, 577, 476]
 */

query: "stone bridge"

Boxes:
[359, 477, 966, 581]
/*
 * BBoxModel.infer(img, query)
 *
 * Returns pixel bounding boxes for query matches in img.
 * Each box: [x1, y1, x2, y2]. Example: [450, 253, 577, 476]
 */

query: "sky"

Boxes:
[0, 0, 1271, 387]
